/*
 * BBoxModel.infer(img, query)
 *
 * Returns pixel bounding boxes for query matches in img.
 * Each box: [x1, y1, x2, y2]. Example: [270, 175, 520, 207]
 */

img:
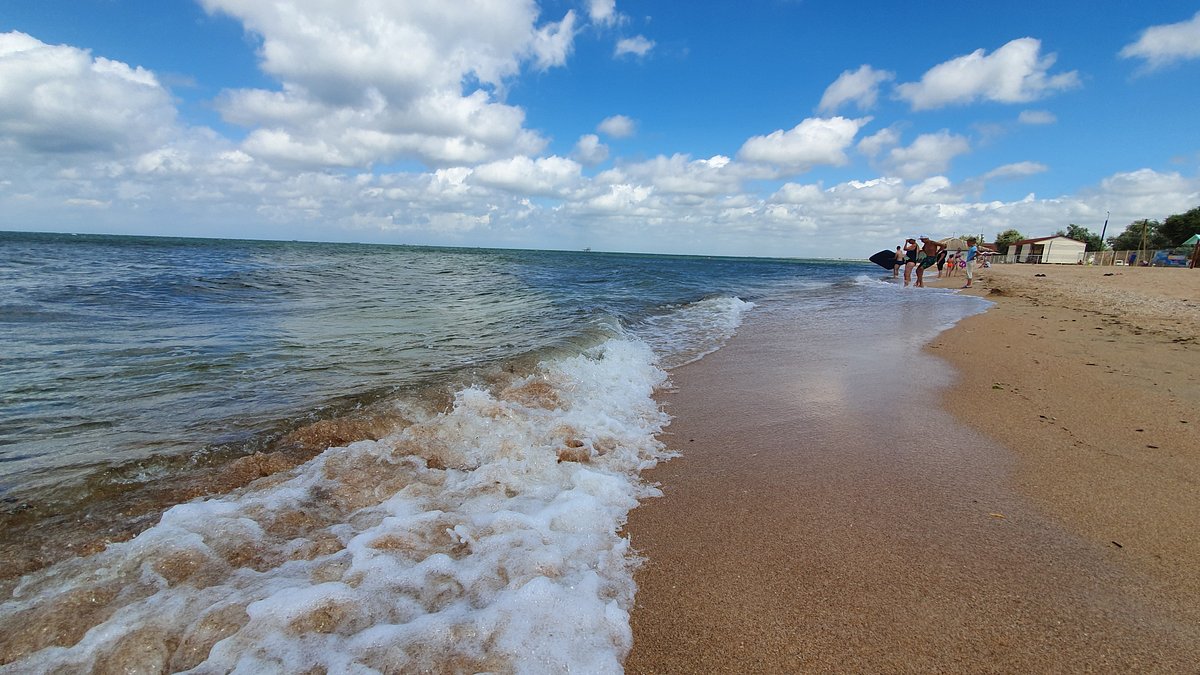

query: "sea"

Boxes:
[0, 231, 986, 672]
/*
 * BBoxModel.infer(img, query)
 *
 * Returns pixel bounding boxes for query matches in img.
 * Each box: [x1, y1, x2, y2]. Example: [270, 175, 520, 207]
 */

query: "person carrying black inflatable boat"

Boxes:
[866, 236, 946, 288]
[914, 236, 946, 288]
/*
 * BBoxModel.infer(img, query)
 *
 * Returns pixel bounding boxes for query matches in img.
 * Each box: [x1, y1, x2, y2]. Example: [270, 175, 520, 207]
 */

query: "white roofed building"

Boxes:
[1007, 236, 1086, 264]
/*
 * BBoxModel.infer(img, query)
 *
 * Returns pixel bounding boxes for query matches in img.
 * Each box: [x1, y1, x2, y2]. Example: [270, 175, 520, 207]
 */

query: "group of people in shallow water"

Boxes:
[891, 236, 978, 288]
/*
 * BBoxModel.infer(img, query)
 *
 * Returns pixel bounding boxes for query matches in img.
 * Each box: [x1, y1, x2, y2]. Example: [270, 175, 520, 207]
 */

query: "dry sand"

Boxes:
[930, 264, 1200, 615]
[624, 264, 1200, 672]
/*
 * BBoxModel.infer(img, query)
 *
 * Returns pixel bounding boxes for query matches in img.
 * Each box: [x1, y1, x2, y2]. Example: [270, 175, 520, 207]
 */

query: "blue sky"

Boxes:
[2, 1, 1198, 257]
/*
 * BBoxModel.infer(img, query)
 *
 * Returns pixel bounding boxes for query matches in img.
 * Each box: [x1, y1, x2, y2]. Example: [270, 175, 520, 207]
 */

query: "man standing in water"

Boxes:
[963, 237, 978, 288]
[914, 236, 946, 288]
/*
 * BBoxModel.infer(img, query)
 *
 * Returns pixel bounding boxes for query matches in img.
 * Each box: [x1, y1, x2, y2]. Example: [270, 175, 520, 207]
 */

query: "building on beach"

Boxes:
[938, 237, 971, 253]
[1006, 235, 1086, 264]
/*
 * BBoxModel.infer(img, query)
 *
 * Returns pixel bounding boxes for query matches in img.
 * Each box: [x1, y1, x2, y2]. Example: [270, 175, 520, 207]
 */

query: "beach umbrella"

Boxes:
[1186, 234, 1200, 269]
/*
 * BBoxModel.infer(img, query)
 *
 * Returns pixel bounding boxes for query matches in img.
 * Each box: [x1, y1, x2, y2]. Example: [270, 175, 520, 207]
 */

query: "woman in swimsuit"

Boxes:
[902, 238, 918, 287]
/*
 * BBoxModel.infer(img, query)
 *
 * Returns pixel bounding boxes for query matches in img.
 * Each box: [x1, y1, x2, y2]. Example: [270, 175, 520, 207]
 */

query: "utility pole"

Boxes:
[1139, 218, 1149, 266]
[1098, 210, 1109, 265]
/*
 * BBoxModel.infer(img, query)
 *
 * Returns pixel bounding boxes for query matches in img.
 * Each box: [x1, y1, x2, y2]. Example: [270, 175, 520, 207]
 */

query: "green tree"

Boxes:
[1058, 224, 1104, 251]
[1160, 205, 1200, 247]
[1108, 219, 1167, 251]
[994, 228, 1024, 254]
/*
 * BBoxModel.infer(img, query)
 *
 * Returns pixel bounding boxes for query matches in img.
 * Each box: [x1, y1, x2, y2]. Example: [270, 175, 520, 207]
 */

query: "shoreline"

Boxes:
[624, 264, 1200, 671]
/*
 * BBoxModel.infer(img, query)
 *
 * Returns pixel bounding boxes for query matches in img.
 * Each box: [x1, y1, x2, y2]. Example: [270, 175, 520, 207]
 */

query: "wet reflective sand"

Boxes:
[625, 289, 1200, 672]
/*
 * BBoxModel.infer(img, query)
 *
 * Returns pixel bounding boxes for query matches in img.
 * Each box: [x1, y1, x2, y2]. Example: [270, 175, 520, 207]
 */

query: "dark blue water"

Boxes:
[0, 231, 862, 495]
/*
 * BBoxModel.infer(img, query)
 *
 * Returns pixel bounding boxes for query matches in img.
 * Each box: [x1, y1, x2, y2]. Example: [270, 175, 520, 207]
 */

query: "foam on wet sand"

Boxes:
[0, 338, 671, 673]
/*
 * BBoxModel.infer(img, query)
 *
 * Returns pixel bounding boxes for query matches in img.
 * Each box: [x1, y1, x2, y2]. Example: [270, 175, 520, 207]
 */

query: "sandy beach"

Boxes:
[931, 265, 1200, 618]
[624, 264, 1200, 672]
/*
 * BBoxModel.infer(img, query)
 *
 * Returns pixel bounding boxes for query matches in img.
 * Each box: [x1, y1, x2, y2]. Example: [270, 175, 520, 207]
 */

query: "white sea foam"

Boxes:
[0, 338, 673, 673]
[852, 273, 896, 287]
[634, 295, 755, 368]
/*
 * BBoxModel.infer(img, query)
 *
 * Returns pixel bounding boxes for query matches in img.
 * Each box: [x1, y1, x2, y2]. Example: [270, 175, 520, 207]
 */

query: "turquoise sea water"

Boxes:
[0, 231, 985, 672]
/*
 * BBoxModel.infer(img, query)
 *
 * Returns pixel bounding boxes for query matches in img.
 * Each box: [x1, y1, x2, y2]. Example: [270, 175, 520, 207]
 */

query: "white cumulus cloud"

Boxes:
[737, 117, 869, 174]
[1120, 11, 1200, 70]
[597, 114, 636, 138]
[472, 155, 582, 197]
[0, 31, 177, 155]
[857, 126, 902, 158]
[1098, 168, 1198, 209]
[895, 38, 1080, 110]
[885, 130, 970, 181]
[572, 134, 609, 165]
[983, 161, 1048, 180]
[606, 154, 738, 196]
[530, 10, 578, 71]
[225, 88, 545, 167]
[1090, 169, 1200, 227]
[586, 183, 654, 213]
[587, 0, 621, 27]
[200, 0, 552, 102]
[614, 35, 654, 58]
[1017, 109, 1057, 125]
[818, 65, 895, 113]
[199, 0, 571, 168]
[907, 175, 962, 204]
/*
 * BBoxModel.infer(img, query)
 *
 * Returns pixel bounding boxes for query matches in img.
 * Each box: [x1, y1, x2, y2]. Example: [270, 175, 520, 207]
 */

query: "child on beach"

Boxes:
[963, 238, 978, 288]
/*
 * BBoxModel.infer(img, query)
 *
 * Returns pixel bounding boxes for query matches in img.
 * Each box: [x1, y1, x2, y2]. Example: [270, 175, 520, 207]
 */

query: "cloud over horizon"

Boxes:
[1, 3, 1197, 259]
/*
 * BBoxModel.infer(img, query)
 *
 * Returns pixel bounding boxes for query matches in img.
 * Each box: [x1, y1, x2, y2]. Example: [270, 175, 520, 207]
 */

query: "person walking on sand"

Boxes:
[935, 248, 948, 278]
[914, 236, 946, 288]
[963, 237, 978, 288]
[902, 238, 918, 286]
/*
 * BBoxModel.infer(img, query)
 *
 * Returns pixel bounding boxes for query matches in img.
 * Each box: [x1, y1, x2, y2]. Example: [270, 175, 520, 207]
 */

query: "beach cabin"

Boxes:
[938, 237, 971, 252]
[1008, 235, 1086, 264]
